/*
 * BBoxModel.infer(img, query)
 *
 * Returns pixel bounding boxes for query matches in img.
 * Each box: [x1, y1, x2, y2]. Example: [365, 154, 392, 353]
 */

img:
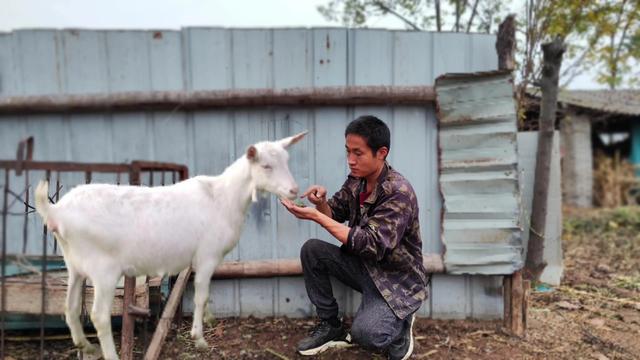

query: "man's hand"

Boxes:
[301, 185, 327, 206]
[280, 197, 350, 244]
[280, 198, 320, 221]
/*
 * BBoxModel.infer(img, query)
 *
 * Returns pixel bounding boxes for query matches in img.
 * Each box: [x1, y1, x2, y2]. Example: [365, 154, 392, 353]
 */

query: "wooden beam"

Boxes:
[0, 275, 148, 315]
[144, 267, 191, 360]
[211, 256, 445, 279]
[0, 86, 436, 115]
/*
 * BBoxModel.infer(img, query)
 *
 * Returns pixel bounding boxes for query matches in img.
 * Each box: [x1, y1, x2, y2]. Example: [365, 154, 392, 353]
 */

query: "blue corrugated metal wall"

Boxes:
[0, 28, 501, 319]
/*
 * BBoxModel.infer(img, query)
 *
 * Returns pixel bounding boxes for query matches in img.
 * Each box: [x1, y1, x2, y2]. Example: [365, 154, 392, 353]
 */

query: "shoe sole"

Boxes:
[401, 315, 415, 360]
[297, 333, 353, 356]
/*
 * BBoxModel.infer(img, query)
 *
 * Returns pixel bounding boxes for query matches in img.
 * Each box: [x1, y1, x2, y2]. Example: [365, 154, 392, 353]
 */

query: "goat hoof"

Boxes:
[194, 337, 209, 349]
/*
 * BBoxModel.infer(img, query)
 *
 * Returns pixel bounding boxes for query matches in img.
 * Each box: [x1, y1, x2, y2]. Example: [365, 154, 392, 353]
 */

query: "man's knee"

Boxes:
[350, 318, 395, 350]
[300, 238, 326, 260]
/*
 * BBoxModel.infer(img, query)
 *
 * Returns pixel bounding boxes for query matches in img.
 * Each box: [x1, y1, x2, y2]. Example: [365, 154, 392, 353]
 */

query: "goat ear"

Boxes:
[279, 130, 308, 148]
[246, 145, 258, 162]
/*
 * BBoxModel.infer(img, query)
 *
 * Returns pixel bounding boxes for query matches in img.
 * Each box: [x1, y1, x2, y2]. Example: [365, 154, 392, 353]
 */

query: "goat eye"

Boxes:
[262, 164, 273, 170]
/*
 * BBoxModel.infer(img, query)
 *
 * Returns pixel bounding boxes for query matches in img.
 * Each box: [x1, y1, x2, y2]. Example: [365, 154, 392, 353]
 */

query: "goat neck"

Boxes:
[219, 155, 256, 215]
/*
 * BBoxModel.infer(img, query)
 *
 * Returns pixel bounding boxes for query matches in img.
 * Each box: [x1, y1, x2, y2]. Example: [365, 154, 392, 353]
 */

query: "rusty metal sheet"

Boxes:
[436, 71, 523, 275]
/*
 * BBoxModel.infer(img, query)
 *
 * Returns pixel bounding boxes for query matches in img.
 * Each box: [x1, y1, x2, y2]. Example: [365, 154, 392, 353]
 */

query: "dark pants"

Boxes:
[300, 238, 409, 351]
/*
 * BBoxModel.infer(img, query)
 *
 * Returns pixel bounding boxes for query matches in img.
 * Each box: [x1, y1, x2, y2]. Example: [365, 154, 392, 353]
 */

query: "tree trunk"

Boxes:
[525, 37, 565, 282]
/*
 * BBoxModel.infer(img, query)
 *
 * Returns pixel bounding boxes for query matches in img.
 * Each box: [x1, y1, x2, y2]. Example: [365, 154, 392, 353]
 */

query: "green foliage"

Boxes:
[317, 0, 640, 89]
[317, 0, 505, 33]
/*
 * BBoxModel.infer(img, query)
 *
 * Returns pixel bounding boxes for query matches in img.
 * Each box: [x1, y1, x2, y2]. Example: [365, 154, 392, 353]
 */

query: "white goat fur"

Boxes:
[34, 132, 306, 360]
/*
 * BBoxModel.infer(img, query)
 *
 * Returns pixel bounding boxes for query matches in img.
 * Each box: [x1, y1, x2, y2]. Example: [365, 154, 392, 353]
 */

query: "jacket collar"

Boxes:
[350, 162, 391, 205]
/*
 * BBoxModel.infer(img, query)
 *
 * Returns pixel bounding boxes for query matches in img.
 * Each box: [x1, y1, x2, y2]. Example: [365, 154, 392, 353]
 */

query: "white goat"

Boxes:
[34, 132, 307, 360]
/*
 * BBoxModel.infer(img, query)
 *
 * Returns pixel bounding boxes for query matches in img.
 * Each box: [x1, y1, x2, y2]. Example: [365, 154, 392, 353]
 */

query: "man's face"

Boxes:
[345, 134, 386, 178]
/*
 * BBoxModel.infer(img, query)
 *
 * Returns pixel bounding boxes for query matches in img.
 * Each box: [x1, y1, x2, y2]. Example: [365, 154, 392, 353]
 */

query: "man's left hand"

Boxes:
[280, 198, 319, 221]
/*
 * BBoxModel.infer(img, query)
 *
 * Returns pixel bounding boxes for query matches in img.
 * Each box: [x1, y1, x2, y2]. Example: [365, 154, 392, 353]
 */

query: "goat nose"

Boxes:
[290, 186, 299, 195]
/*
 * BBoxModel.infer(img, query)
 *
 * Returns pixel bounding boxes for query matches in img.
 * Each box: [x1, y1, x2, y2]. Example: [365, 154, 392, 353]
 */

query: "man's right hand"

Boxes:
[301, 185, 327, 206]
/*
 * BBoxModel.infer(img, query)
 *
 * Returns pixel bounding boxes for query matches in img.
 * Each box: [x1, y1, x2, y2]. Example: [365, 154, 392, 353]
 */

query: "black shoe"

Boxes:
[387, 314, 415, 360]
[297, 319, 352, 356]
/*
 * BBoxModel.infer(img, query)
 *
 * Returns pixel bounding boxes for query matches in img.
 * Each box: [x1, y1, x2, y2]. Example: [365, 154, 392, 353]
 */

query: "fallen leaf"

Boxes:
[594, 353, 610, 360]
[213, 326, 224, 338]
[556, 301, 581, 310]
[587, 318, 606, 328]
[595, 264, 611, 274]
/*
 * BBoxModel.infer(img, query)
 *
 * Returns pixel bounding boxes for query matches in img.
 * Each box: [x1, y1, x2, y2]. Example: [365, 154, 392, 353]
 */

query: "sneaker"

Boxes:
[297, 319, 352, 356]
[387, 314, 415, 360]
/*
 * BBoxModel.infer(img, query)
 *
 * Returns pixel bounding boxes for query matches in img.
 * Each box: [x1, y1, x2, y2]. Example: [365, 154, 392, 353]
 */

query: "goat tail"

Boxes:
[35, 180, 50, 221]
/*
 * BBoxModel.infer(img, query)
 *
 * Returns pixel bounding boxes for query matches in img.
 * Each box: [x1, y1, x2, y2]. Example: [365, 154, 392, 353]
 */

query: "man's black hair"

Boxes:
[345, 115, 390, 155]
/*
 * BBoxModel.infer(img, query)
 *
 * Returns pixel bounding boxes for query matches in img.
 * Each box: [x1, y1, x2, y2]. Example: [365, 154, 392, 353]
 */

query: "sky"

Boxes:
[0, 0, 602, 89]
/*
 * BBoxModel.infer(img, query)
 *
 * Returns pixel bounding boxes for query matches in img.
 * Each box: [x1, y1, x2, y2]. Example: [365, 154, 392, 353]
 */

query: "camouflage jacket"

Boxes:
[327, 163, 427, 319]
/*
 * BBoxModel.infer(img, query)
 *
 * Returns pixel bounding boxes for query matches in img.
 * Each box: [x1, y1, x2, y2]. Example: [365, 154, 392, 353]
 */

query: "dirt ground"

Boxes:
[5, 207, 640, 359]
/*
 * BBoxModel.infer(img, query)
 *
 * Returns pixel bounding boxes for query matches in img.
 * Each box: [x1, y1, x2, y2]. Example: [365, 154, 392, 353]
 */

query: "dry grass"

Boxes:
[593, 151, 640, 207]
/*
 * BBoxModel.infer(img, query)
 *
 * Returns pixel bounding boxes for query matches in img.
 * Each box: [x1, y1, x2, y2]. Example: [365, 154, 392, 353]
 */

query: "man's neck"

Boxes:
[364, 163, 385, 192]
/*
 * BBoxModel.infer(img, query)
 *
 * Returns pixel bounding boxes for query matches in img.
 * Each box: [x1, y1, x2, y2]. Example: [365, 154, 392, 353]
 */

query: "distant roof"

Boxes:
[528, 89, 640, 116]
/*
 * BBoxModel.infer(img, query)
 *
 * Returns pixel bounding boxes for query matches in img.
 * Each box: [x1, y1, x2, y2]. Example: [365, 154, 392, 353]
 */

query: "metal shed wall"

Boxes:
[0, 28, 501, 319]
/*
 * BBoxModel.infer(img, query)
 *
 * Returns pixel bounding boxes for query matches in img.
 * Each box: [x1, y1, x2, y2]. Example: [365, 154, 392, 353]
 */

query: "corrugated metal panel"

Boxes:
[436, 71, 523, 275]
[0, 28, 501, 319]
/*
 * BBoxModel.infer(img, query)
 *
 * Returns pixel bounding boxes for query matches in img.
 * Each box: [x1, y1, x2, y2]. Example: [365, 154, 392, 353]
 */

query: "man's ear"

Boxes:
[246, 145, 258, 162]
[376, 147, 389, 160]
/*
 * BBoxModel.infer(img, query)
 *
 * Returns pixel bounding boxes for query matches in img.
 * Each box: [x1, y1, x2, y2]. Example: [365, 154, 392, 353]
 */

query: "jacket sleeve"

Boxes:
[326, 181, 351, 223]
[344, 191, 413, 262]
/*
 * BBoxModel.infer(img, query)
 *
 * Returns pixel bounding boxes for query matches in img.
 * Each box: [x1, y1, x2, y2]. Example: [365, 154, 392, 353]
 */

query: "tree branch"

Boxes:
[435, 0, 441, 31]
[466, 0, 480, 33]
[613, 1, 635, 65]
[455, 0, 460, 31]
[372, 1, 422, 30]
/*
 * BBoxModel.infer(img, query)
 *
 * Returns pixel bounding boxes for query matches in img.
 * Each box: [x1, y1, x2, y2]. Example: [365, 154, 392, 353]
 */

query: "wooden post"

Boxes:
[120, 276, 137, 360]
[503, 275, 512, 331]
[496, 14, 528, 337]
[525, 37, 566, 282]
[523, 280, 531, 331]
[121, 166, 142, 359]
[510, 270, 525, 337]
[496, 14, 516, 71]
